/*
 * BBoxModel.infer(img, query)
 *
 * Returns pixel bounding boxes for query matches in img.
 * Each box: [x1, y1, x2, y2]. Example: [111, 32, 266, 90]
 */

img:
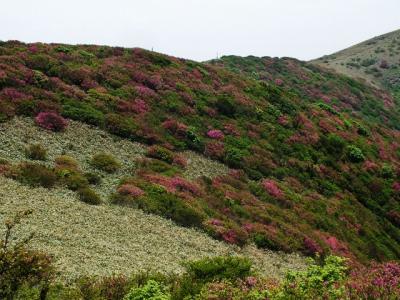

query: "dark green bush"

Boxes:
[216, 94, 236, 117]
[346, 145, 365, 163]
[62, 100, 105, 126]
[77, 187, 101, 205]
[64, 172, 89, 191]
[105, 114, 137, 138]
[224, 147, 246, 168]
[143, 186, 204, 228]
[90, 153, 120, 173]
[16, 163, 57, 188]
[84, 172, 102, 185]
[319, 134, 346, 157]
[185, 256, 252, 282]
[25, 144, 47, 161]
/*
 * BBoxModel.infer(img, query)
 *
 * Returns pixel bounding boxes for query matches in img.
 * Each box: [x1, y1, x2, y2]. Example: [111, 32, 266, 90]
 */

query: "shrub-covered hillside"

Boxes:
[0, 41, 399, 263]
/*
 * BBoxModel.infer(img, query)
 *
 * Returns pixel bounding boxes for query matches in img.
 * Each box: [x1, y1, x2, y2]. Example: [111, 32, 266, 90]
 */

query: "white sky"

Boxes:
[1, 0, 399, 61]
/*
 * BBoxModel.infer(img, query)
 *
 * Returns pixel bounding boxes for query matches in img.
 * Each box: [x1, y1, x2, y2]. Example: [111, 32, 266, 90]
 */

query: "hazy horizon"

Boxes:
[1, 0, 399, 61]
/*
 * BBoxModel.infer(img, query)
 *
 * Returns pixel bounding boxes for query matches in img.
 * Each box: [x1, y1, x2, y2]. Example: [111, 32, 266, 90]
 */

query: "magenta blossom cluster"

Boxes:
[35, 112, 68, 132]
[207, 129, 224, 140]
[261, 179, 283, 198]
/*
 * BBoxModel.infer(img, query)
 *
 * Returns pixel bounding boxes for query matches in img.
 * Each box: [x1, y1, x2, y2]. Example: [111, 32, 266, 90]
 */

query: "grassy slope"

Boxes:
[0, 117, 306, 280]
[0, 41, 399, 262]
[311, 29, 400, 95]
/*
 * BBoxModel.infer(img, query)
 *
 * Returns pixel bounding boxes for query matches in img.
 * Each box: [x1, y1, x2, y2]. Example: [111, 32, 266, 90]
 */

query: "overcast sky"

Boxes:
[1, 0, 399, 61]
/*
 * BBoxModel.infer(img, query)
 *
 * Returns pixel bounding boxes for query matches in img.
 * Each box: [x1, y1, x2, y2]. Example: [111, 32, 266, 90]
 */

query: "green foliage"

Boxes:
[124, 280, 170, 300]
[319, 134, 346, 157]
[64, 172, 89, 191]
[84, 172, 102, 185]
[316, 102, 338, 115]
[276, 256, 348, 300]
[77, 187, 101, 205]
[216, 94, 237, 116]
[0, 211, 54, 300]
[224, 147, 246, 168]
[147, 146, 174, 164]
[185, 256, 252, 282]
[25, 144, 47, 161]
[62, 100, 105, 126]
[143, 186, 204, 228]
[105, 114, 137, 138]
[346, 145, 365, 163]
[15, 163, 57, 188]
[90, 153, 121, 173]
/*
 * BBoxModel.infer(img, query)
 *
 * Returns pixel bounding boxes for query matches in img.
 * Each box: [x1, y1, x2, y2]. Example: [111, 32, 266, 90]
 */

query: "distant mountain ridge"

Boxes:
[312, 29, 400, 101]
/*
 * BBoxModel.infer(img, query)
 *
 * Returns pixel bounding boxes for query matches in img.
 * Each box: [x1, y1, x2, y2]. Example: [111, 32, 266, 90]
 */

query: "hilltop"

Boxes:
[0, 39, 399, 276]
[312, 29, 400, 100]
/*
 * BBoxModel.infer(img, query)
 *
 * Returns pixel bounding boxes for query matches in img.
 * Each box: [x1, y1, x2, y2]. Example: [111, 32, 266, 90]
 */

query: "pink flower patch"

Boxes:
[261, 179, 283, 198]
[117, 184, 145, 198]
[207, 129, 224, 140]
[35, 112, 68, 132]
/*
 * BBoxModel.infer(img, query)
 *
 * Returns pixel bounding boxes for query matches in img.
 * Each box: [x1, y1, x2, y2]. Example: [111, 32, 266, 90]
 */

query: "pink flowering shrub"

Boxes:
[35, 112, 68, 132]
[117, 184, 145, 198]
[392, 182, 400, 192]
[172, 154, 187, 168]
[261, 179, 283, 198]
[207, 129, 224, 140]
[347, 262, 400, 299]
[204, 141, 225, 159]
[303, 237, 323, 256]
[162, 119, 188, 138]
[274, 78, 284, 86]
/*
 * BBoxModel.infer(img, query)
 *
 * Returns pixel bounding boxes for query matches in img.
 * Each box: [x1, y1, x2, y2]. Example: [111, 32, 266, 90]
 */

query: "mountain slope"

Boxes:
[0, 41, 399, 264]
[312, 29, 400, 99]
[0, 118, 306, 279]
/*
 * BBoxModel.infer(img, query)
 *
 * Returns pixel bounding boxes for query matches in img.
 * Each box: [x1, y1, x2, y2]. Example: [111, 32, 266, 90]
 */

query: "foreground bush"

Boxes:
[0, 211, 54, 300]
[124, 280, 171, 300]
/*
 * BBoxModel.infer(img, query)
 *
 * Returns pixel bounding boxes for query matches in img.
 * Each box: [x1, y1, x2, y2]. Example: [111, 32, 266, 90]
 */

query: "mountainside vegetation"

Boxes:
[0, 40, 399, 267]
[312, 29, 400, 102]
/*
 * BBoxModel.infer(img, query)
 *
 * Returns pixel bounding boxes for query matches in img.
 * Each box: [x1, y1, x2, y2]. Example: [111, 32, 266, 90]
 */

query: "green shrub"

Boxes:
[276, 256, 348, 299]
[216, 94, 236, 116]
[62, 100, 105, 126]
[124, 280, 170, 300]
[25, 144, 47, 161]
[15, 163, 57, 188]
[90, 153, 120, 173]
[64, 172, 89, 191]
[55, 155, 79, 170]
[0, 211, 54, 300]
[77, 187, 101, 205]
[142, 186, 204, 228]
[105, 113, 137, 138]
[346, 145, 365, 163]
[146, 145, 174, 164]
[320, 134, 346, 157]
[185, 256, 252, 283]
[224, 147, 246, 168]
[84, 172, 102, 185]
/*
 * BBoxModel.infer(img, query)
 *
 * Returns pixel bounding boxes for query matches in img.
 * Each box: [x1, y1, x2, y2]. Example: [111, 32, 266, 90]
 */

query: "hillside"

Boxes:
[312, 29, 400, 100]
[0, 40, 399, 269]
[0, 117, 306, 280]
